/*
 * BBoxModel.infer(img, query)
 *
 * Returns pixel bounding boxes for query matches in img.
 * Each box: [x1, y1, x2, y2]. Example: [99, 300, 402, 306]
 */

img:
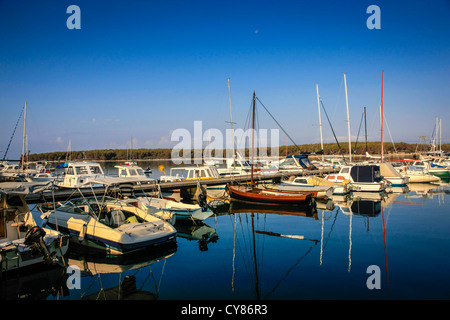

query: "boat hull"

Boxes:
[349, 182, 386, 192]
[47, 210, 177, 255]
[227, 185, 315, 205]
[1, 229, 69, 273]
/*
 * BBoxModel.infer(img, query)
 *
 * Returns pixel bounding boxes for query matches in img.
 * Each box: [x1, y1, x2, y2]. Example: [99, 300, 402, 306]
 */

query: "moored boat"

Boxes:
[274, 176, 333, 199]
[325, 165, 387, 192]
[227, 184, 316, 205]
[40, 196, 177, 255]
[1, 182, 69, 274]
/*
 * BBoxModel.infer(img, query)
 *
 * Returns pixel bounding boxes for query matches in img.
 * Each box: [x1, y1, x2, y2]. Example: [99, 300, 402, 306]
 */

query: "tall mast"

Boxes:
[227, 78, 235, 166]
[316, 84, 324, 161]
[364, 106, 368, 153]
[251, 91, 256, 188]
[228, 78, 234, 131]
[381, 70, 384, 163]
[21, 101, 27, 170]
[344, 74, 351, 163]
[440, 117, 442, 154]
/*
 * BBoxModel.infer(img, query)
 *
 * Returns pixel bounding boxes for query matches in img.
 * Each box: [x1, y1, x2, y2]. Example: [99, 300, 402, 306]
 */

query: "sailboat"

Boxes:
[378, 71, 409, 187]
[227, 92, 317, 205]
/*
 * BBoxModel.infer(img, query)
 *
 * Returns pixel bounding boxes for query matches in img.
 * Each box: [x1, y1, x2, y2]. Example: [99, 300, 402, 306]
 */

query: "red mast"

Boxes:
[251, 91, 256, 188]
[381, 70, 384, 163]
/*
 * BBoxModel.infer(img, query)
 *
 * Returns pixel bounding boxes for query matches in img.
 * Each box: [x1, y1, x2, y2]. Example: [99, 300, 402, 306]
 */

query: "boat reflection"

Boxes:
[174, 221, 219, 251]
[67, 243, 177, 300]
[228, 200, 320, 299]
[229, 200, 318, 219]
[0, 265, 69, 300]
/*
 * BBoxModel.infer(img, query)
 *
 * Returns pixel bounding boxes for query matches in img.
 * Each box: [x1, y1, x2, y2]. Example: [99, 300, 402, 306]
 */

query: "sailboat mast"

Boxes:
[228, 78, 236, 168]
[381, 70, 384, 163]
[251, 91, 256, 187]
[440, 117, 442, 155]
[344, 74, 351, 163]
[316, 84, 324, 161]
[364, 106, 368, 153]
[21, 101, 27, 171]
[228, 78, 234, 131]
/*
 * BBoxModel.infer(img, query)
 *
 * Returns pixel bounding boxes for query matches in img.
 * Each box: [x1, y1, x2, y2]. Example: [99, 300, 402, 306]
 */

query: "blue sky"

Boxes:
[1, 0, 449, 159]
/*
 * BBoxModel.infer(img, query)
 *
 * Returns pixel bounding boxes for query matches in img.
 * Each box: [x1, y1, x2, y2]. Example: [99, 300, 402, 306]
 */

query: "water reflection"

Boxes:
[0, 265, 69, 300]
[3, 179, 450, 299]
[174, 221, 219, 251]
[67, 243, 176, 300]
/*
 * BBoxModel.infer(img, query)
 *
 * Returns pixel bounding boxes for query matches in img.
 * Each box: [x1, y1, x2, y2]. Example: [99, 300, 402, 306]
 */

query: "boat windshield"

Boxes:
[89, 166, 103, 174]
[75, 166, 89, 174]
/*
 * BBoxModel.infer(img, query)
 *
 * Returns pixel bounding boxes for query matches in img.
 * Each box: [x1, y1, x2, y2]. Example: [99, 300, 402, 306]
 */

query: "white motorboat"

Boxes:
[0, 162, 22, 178]
[274, 176, 333, 199]
[115, 162, 156, 185]
[0, 182, 69, 274]
[395, 162, 441, 183]
[55, 161, 106, 188]
[379, 163, 409, 187]
[137, 196, 214, 222]
[325, 165, 388, 192]
[41, 196, 177, 255]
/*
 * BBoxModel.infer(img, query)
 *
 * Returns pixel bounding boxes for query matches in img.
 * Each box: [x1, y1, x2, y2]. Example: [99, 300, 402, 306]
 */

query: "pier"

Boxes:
[24, 168, 339, 204]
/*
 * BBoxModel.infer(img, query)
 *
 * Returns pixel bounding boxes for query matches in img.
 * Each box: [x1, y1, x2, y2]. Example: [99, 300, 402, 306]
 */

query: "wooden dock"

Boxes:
[24, 168, 339, 204]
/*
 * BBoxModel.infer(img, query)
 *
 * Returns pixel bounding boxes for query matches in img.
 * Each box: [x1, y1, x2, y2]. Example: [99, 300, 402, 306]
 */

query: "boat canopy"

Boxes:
[379, 163, 403, 178]
[0, 181, 52, 195]
[282, 155, 315, 169]
[350, 165, 382, 183]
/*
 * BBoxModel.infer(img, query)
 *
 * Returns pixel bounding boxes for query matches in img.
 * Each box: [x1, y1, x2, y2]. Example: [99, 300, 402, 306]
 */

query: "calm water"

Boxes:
[2, 162, 450, 301]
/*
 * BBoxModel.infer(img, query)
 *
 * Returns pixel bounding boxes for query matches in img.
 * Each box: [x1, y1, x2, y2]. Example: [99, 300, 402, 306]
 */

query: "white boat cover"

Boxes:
[379, 163, 403, 178]
[0, 181, 52, 195]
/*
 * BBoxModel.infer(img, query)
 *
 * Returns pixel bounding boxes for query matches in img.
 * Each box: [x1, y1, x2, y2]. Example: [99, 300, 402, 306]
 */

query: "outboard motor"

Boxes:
[197, 192, 208, 212]
[24, 226, 56, 265]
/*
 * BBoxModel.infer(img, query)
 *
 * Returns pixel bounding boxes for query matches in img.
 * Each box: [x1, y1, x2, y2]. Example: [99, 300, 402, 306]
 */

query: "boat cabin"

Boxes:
[327, 165, 382, 184]
[59, 162, 105, 188]
[115, 162, 155, 183]
[160, 166, 220, 183]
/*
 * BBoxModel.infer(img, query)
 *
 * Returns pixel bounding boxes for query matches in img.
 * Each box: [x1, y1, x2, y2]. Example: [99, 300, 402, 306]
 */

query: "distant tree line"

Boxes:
[27, 142, 449, 162]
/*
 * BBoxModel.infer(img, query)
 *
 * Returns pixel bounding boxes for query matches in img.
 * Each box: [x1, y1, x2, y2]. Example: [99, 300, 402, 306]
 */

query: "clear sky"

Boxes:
[1, 0, 449, 159]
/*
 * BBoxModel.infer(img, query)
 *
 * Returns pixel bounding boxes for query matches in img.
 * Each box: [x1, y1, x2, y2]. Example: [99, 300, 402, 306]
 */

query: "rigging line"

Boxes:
[354, 110, 365, 151]
[320, 99, 344, 157]
[331, 76, 344, 120]
[264, 243, 318, 299]
[383, 113, 400, 159]
[322, 207, 339, 252]
[236, 98, 254, 156]
[255, 96, 303, 154]
[2, 105, 25, 161]
[236, 213, 253, 280]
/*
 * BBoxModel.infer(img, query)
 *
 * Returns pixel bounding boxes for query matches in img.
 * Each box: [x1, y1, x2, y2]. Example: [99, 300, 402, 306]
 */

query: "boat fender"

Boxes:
[79, 223, 87, 242]
[197, 193, 208, 211]
[24, 226, 55, 265]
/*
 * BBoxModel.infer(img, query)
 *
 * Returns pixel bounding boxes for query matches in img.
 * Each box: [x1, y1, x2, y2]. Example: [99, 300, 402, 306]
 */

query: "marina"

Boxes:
[1, 1, 449, 308]
[1, 160, 450, 301]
